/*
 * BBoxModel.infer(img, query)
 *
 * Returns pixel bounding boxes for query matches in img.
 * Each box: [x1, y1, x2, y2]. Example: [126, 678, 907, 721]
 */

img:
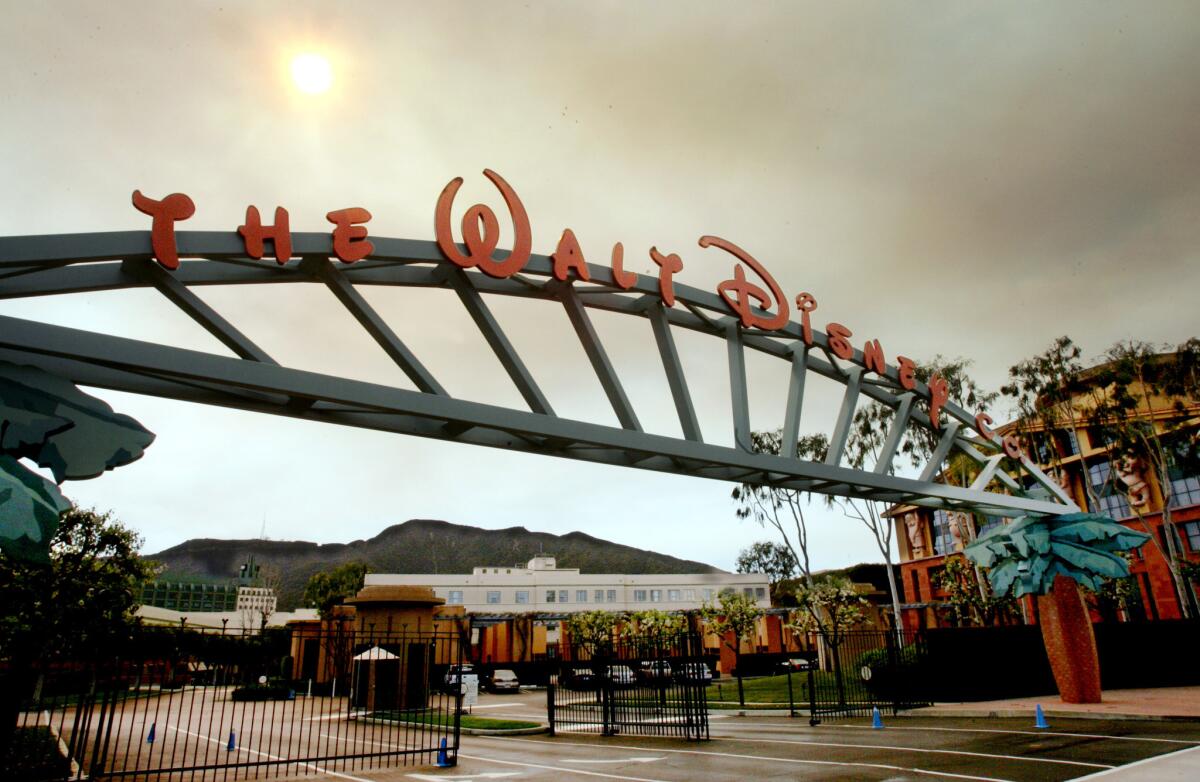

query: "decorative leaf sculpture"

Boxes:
[0, 454, 72, 561]
[0, 361, 156, 558]
[0, 361, 155, 481]
[965, 513, 1150, 597]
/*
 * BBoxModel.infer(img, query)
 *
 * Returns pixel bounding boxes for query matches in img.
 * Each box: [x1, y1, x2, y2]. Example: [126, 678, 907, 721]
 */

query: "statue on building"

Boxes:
[903, 512, 928, 558]
[948, 511, 972, 551]
[1052, 466, 1072, 494]
[1114, 453, 1151, 507]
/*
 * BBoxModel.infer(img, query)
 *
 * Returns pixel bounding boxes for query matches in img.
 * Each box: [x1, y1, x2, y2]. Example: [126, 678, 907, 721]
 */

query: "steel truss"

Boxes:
[0, 231, 1076, 517]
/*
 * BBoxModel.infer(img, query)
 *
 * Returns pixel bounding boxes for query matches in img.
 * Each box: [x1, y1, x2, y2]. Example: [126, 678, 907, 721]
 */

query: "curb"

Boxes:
[900, 708, 1200, 723]
[360, 717, 548, 735]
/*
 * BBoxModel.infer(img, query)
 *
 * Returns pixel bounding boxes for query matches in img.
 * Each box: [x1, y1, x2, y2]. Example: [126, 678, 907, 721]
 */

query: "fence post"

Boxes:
[547, 683, 556, 737]
[786, 668, 795, 717]
[806, 659, 819, 726]
[886, 628, 899, 716]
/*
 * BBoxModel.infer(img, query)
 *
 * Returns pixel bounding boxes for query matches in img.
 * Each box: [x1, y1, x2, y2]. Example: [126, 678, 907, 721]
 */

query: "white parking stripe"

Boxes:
[168, 725, 372, 782]
[726, 736, 1114, 769]
[458, 753, 664, 781]
[823, 723, 1200, 745]
[476, 736, 1013, 781]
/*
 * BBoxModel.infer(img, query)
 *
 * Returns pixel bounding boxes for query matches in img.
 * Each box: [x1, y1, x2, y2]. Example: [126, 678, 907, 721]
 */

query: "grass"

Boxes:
[373, 710, 540, 731]
[0, 726, 72, 780]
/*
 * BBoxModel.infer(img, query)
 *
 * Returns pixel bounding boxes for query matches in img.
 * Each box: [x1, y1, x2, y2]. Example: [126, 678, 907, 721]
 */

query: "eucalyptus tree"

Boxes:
[732, 431, 829, 587]
[841, 355, 998, 631]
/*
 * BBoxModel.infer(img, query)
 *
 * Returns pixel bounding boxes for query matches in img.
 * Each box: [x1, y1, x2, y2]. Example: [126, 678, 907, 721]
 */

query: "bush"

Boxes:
[231, 684, 294, 702]
[853, 642, 924, 700]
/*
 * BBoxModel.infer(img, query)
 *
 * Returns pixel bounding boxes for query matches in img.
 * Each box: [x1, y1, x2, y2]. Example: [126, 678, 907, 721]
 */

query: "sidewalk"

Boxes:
[910, 686, 1200, 721]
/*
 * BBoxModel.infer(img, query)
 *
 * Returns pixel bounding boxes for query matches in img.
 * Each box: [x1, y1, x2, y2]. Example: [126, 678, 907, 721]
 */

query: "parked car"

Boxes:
[675, 662, 713, 685]
[561, 667, 599, 691]
[606, 664, 635, 688]
[775, 657, 813, 674]
[443, 663, 478, 693]
[487, 669, 521, 693]
[637, 660, 672, 685]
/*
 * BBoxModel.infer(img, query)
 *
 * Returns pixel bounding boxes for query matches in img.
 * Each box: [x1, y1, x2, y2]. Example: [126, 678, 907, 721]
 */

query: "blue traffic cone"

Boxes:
[146, 722, 155, 744]
[436, 737, 451, 767]
[871, 707, 884, 729]
[227, 730, 236, 751]
[1035, 704, 1049, 729]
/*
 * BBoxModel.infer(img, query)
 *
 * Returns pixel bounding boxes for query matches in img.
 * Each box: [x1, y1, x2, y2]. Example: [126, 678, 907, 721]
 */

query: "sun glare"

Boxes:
[291, 54, 333, 94]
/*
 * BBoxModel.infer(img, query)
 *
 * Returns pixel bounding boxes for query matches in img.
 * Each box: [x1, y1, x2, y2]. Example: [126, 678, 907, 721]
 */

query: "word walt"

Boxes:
[130, 169, 1017, 458]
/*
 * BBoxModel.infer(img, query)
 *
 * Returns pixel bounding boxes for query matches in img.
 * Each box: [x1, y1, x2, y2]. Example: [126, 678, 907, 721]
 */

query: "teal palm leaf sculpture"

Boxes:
[964, 512, 1149, 704]
[0, 361, 155, 559]
[964, 513, 1150, 597]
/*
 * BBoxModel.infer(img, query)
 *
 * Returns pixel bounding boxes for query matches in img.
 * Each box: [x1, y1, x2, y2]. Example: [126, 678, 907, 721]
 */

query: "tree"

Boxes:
[565, 610, 625, 657]
[1083, 338, 1199, 618]
[844, 356, 999, 636]
[931, 555, 1016, 628]
[736, 541, 798, 600]
[0, 508, 158, 752]
[732, 430, 828, 586]
[700, 589, 763, 707]
[785, 576, 868, 706]
[965, 512, 1149, 703]
[302, 561, 368, 619]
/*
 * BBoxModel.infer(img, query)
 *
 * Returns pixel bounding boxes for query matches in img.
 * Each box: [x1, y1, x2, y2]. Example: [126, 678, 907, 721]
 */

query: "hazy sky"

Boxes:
[2, 2, 1197, 572]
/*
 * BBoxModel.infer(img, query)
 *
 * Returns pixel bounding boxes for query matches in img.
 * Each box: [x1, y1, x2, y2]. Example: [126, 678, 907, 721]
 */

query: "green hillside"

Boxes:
[145, 519, 723, 610]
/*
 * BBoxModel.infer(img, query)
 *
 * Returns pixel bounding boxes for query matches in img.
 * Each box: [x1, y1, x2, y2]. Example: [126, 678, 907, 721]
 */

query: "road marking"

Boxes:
[562, 757, 664, 764]
[457, 753, 666, 781]
[718, 735, 1114, 769]
[1072, 745, 1200, 779]
[825, 723, 1200, 745]
[477, 736, 1013, 781]
[168, 725, 372, 782]
[409, 773, 522, 781]
[467, 703, 528, 710]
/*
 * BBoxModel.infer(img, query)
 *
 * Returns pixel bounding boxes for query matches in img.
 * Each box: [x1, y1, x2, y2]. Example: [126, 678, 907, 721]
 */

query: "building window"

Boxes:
[1167, 442, 1200, 509]
[515, 591, 529, 604]
[668, 589, 681, 601]
[977, 516, 1004, 537]
[545, 590, 556, 603]
[607, 589, 617, 602]
[1183, 522, 1200, 553]
[448, 590, 463, 605]
[931, 510, 955, 555]
[486, 591, 501, 604]
[650, 589, 662, 602]
[742, 587, 754, 598]
[684, 589, 695, 600]
[577, 590, 588, 603]
[1088, 461, 1131, 519]
[594, 589, 605, 603]
[755, 587, 766, 599]
[634, 589, 647, 602]
[559, 590, 569, 603]
[703, 589, 714, 601]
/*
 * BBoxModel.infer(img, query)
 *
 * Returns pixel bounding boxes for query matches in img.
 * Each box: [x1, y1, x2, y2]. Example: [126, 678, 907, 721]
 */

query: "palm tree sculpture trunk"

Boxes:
[1036, 574, 1101, 703]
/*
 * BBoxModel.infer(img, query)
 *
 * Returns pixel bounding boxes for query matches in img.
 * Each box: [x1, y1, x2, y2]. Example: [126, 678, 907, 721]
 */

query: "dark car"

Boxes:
[561, 666, 600, 691]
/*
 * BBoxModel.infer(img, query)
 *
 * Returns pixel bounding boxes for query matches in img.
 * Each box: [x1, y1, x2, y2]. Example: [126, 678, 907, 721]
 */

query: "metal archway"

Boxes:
[0, 228, 1076, 518]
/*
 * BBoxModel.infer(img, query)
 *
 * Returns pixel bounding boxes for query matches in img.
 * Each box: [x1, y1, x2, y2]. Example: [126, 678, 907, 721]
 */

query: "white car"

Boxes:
[606, 664, 635, 687]
[488, 669, 521, 693]
[676, 662, 713, 684]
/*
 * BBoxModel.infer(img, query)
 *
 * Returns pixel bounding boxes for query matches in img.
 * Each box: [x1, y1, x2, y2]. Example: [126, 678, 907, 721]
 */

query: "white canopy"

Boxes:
[353, 645, 399, 661]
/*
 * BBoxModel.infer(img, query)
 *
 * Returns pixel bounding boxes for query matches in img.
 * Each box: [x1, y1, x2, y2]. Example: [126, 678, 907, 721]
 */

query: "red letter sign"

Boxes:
[649, 247, 684, 307]
[435, 169, 532, 279]
[704, 235, 789, 331]
[239, 206, 292, 264]
[326, 208, 374, 263]
[131, 190, 195, 270]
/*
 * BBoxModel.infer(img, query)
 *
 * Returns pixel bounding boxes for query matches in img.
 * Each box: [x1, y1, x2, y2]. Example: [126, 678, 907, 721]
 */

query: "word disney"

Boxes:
[131, 169, 1016, 456]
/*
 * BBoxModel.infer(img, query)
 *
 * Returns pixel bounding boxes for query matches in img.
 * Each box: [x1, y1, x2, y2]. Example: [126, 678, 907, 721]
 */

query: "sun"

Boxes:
[290, 53, 333, 94]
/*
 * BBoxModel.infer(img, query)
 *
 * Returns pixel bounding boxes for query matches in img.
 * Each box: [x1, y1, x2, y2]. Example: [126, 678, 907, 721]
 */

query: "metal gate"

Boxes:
[548, 632, 709, 741]
[4, 625, 462, 779]
[785, 629, 930, 721]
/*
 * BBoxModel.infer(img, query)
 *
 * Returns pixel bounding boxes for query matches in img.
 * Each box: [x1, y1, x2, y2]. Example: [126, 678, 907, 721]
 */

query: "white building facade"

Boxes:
[365, 556, 770, 613]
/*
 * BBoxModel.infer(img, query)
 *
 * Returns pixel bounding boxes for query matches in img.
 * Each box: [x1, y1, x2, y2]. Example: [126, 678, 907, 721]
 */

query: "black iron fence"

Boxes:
[548, 632, 710, 741]
[2, 625, 462, 780]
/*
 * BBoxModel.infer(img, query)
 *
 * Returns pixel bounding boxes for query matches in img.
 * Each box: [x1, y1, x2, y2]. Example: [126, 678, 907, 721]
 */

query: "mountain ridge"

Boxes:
[146, 518, 725, 610]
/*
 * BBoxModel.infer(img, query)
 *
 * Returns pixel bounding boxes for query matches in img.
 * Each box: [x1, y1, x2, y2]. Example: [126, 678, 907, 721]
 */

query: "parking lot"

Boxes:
[250, 689, 1200, 782]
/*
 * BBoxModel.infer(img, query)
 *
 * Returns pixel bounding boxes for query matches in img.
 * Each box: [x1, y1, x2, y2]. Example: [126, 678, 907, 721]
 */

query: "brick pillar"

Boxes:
[718, 630, 737, 676]
[765, 614, 784, 653]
